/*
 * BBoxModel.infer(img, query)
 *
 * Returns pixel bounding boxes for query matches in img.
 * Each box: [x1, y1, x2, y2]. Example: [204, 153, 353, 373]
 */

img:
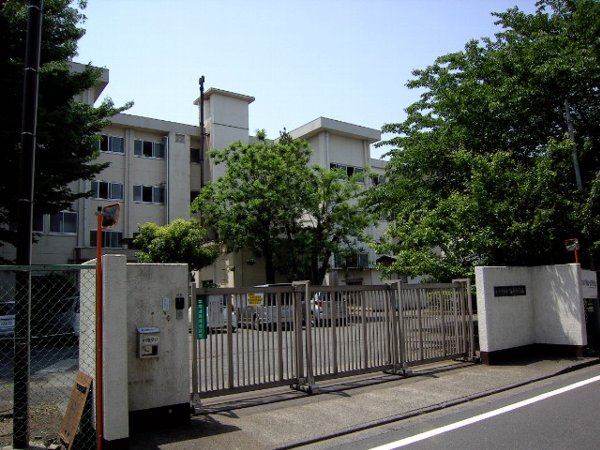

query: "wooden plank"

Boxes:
[58, 371, 93, 450]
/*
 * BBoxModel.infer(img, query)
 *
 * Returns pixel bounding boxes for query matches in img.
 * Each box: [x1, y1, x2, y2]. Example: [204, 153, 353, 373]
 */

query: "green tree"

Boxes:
[0, 0, 130, 254]
[192, 132, 373, 285]
[273, 167, 374, 285]
[133, 219, 220, 271]
[192, 132, 314, 284]
[369, 0, 600, 280]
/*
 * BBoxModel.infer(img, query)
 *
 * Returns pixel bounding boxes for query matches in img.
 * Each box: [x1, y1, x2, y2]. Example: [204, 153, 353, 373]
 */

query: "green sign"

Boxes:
[196, 295, 207, 340]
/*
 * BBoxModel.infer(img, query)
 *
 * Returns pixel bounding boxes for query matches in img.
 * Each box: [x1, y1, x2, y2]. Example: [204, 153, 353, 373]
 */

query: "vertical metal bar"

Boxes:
[251, 307, 256, 385]
[227, 296, 234, 389]
[361, 290, 368, 369]
[260, 296, 266, 383]
[293, 287, 304, 384]
[331, 291, 338, 375]
[302, 282, 315, 386]
[441, 289, 447, 356]
[387, 284, 399, 369]
[191, 286, 199, 394]
[396, 281, 407, 371]
[277, 293, 283, 382]
[416, 289, 424, 362]
[453, 285, 460, 355]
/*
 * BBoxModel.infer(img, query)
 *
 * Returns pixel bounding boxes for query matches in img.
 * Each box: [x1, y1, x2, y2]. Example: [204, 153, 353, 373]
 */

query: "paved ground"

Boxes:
[129, 355, 600, 450]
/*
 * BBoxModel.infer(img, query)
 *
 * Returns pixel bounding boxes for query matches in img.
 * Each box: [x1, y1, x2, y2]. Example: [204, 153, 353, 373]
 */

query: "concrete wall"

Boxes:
[81, 256, 190, 445]
[125, 263, 190, 414]
[475, 264, 589, 362]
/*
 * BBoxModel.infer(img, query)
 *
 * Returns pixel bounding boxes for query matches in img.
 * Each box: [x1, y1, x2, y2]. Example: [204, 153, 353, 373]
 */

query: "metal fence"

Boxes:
[0, 265, 96, 449]
[191, 280, 474, 398]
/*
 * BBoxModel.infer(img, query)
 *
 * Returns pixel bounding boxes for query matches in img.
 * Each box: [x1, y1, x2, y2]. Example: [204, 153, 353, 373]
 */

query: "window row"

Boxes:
[97, 135, 125, 154]
[33, 212, 123, 248]
[92, 182, 165, 204]
[334, 252, 370, 269]
[92, 181, 123, 200]
[90, 230, 122, 248]
[134, 139, 165, 158]
[97, 134, 168, 160]
[32, 211, 78, 234]
[133, 185, 165, 204]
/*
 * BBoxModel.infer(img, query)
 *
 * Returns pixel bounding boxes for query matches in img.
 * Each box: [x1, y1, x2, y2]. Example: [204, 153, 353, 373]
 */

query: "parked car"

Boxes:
[237, 284, 296, 330]
[70, 296, 80, 337]
[30, 295, 79, 339]
[310, 292, 348, 326]
[0, 301, 15, 338]
[189, 294, 237, 333]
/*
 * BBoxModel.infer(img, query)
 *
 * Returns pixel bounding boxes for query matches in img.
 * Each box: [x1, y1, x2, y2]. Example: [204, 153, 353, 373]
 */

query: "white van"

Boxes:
[0, 301, 15, 338]
[190, 294, 237, 333]
[240, 284, 295, 330]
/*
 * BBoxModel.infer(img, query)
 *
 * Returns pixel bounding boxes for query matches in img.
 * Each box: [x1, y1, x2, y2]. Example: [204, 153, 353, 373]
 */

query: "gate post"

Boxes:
[385, 281, 409, 376]
[190, 282, 200, 404]
[452, 278, 476, 361]
[291, 281, 319, 394]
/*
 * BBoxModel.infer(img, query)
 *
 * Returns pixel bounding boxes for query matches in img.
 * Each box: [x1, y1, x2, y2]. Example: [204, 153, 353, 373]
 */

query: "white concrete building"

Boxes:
[4, 64, 389, 286]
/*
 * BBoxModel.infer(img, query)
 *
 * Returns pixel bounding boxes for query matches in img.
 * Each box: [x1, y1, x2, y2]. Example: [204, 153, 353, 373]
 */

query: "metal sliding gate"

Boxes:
[191, 280, 474, 398]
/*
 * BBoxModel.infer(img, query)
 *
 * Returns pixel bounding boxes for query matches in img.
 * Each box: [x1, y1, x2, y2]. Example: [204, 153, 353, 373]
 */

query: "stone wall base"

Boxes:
[480, 344, 585, 365]
[129, 403, 190, 432]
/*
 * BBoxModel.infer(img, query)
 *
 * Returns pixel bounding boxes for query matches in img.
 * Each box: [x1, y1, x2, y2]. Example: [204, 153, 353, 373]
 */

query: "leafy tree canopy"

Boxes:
[192, 131, 373, 285]
[273, 166, 375, 285]
[0, 0, 130, 253]
[369, 0, 600, 280]
[133, 219, 220, 271]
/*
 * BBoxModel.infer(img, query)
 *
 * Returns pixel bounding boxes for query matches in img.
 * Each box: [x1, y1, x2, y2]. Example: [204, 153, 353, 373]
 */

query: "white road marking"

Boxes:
[370, 374, 600, 450]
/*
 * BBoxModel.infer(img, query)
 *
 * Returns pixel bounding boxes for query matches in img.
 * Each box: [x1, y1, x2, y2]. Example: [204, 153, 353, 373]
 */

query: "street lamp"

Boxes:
[95, 202, 120, 450]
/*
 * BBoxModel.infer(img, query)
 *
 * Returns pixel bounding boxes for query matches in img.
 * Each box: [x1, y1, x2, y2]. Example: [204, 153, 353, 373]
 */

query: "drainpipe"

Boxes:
[164, 135, 170, 223]
[199, 76, 205, 186]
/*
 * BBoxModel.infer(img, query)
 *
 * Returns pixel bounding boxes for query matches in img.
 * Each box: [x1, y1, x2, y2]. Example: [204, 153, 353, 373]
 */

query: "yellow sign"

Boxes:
[248, 292, 264, 306]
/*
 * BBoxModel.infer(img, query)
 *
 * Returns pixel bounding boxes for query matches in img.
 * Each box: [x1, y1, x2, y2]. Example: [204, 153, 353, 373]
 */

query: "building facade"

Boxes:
[3, 65, 389, 286]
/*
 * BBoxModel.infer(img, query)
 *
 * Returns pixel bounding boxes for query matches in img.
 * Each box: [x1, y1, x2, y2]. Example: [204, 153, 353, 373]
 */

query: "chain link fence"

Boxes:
[0, 265, 96, 449]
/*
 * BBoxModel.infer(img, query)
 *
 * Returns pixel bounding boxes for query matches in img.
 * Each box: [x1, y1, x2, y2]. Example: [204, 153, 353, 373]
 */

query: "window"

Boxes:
[90, 230, 123, 248]
[97, 135, 125, 154]
[334, 252, 370, 268]
[330, 163, 364, 182]
[49, 211, 77, 234]
[133, 185, 165, 204]
[190, 147, 202, 164]
[190, 190, 200, 203]
[370, 174, 385, 186]
[134, 139, 165, 158]
[92, 181, 124, 200]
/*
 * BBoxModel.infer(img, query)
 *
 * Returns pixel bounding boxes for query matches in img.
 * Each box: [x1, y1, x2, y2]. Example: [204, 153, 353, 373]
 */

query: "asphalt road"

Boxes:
[310, 364, 600, 449]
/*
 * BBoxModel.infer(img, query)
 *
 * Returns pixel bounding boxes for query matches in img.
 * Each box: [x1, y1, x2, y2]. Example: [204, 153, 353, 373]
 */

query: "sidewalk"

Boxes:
[129, 356, 600, 449]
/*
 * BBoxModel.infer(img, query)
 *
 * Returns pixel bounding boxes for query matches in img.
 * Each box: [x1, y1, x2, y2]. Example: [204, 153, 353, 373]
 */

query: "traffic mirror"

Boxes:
[101, 203, 120, 228]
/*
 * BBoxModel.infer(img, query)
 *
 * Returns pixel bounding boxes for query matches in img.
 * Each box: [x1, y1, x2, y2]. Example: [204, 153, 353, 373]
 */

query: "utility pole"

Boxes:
[14, 1, 43, 447]
[563, 98, 583, 190]
[564, 97, 595, 270]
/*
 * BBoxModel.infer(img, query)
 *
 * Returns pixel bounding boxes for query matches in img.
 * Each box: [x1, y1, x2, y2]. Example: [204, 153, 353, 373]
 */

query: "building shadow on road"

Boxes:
[129, 414, 240, 450]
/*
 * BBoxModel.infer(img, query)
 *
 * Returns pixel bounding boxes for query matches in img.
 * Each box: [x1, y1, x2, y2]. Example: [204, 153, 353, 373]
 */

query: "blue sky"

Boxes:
[75, 0, 538, 159]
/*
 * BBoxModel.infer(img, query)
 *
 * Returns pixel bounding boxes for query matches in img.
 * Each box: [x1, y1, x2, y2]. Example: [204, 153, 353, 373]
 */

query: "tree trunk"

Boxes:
[263, 239, 276, 284]
[315, 250, 332, 286]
